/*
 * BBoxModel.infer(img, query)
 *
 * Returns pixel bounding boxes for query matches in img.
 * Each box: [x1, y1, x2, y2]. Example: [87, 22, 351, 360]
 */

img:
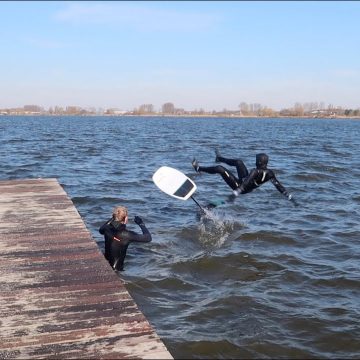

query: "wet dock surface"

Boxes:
[0, 178, 172, 359]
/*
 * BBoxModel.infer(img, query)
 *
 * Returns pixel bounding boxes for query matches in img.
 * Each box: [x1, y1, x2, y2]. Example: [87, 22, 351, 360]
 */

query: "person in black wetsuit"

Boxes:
[192, 149, 295, 203]
[99, 206, 152, 271]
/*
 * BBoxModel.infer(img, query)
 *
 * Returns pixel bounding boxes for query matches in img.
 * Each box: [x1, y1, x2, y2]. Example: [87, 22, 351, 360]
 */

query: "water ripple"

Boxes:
[1, 115, 359, 359]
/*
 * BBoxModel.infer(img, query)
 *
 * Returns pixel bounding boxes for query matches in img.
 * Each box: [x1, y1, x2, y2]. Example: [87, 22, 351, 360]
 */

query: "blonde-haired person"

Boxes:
[99, 206, 152, 271]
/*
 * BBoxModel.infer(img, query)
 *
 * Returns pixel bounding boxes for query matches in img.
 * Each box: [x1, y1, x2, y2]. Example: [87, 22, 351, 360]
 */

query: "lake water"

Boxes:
[1, 115, 359, 359]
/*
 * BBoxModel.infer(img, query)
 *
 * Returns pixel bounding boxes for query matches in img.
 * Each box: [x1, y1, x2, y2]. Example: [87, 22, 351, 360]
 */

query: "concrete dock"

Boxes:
[0, 178, 172, 359]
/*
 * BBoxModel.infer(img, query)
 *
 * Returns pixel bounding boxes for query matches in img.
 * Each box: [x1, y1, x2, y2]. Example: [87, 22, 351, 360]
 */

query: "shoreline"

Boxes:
[1, 113, 360, 120]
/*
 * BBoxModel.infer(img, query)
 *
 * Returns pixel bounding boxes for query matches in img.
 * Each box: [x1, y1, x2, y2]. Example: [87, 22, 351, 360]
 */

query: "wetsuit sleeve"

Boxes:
[269, 170, 287, 195]
[99, 218, 113, 235]
[122, 224, 152, 243]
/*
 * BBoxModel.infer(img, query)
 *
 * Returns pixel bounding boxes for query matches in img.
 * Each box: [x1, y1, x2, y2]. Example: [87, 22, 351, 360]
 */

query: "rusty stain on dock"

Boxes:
[0, 178, 172, 359]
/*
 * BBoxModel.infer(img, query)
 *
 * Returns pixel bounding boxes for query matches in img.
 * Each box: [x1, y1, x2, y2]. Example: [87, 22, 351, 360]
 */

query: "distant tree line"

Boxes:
[239, 101, 360, 118]
[1, 102, 359, 118]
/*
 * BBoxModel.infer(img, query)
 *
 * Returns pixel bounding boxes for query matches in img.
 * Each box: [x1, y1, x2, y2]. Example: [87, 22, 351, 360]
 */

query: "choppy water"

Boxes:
[1, 115, 359, 359]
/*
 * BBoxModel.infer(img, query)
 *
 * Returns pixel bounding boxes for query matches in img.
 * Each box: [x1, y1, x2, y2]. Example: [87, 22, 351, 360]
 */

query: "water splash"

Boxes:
[197, 208, 244, 249]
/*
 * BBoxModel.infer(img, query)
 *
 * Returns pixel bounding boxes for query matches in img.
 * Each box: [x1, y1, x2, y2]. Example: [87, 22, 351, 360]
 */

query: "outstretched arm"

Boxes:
[270, 175, 287, 196]
[270, 172, 298, 206]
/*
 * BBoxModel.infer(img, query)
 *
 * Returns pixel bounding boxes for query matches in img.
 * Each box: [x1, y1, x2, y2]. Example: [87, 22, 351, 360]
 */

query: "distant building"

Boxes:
[105, 108, 127, 115]
[23, 105, 43, 114]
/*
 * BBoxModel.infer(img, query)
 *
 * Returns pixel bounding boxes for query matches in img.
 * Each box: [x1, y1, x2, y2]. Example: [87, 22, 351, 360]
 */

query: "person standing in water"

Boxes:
[192, 149, 295, 203]
[99, 206, 152, 271]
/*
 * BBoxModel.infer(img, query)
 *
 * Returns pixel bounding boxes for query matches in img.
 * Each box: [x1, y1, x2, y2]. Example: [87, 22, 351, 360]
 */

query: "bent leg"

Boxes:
[216, 156, 249, 179]
[198, 165, 240, 190]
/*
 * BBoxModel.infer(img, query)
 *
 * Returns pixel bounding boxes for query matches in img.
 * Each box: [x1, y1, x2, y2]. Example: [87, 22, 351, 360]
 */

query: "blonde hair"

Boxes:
[112, 206, 128, 223]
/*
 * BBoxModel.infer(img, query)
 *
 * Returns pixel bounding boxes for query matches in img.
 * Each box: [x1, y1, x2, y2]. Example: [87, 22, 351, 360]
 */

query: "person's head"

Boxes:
[112, 206, 128, 224]
[256, 153, 269, 169]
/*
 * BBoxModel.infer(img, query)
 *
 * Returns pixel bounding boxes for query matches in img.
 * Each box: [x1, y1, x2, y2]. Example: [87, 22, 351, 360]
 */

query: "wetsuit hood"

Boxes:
[256, 153, 268, 169]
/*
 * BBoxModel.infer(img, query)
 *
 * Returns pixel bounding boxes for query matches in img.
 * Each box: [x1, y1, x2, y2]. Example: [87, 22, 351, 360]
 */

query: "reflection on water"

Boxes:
[1, 115, 360, 359]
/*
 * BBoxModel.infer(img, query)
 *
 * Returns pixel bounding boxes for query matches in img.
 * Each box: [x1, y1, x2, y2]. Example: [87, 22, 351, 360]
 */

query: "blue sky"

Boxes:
[1, 1, 359, 111]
